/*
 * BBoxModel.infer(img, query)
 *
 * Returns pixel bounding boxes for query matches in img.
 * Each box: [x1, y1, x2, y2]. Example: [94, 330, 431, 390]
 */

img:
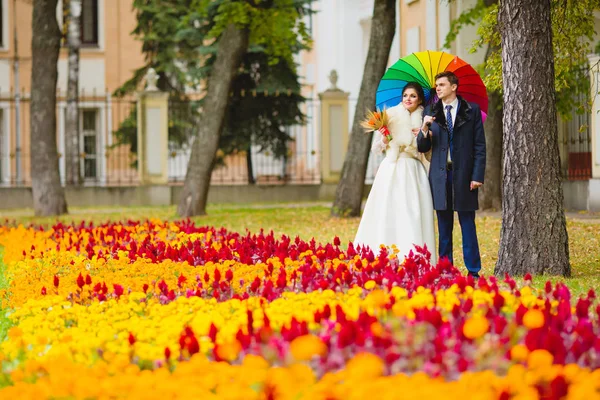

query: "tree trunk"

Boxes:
[65, 0, 82, 185]
[246, 145, 255, 184]
[177, 24, 249, 217]
[30, 0, 68, 216]
[331, 0, 396, 217]
[478, 89, 503, 210]
[495, 0, 570, 276]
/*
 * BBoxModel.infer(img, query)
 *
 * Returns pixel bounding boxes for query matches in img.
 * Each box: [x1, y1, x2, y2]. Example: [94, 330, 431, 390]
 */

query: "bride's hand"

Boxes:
[411, 128, 420, 137]
[378, 127, 390, 144]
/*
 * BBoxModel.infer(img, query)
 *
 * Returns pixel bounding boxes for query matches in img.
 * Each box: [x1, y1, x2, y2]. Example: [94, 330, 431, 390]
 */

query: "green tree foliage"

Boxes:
[444, 0, 599, 117]
[113, 0, 313, 160]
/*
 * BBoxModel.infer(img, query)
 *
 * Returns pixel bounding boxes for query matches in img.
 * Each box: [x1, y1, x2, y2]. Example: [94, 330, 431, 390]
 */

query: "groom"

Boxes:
[417, 71, 486, 278]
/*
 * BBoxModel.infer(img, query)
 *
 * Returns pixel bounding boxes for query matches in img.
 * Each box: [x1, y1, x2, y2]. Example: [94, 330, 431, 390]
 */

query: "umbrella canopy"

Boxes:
[376, 51, 488, 121]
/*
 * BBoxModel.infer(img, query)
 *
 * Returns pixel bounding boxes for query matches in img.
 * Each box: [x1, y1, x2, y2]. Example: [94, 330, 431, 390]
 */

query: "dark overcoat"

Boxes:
[417, 96, 486, 211]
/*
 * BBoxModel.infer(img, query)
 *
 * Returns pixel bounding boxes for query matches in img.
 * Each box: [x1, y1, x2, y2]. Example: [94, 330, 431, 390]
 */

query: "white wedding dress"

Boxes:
[354, 105, 437, 264]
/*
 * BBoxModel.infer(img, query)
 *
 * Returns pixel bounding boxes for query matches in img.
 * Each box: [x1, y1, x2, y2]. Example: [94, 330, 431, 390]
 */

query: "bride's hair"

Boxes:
[402, 82, 426, 106]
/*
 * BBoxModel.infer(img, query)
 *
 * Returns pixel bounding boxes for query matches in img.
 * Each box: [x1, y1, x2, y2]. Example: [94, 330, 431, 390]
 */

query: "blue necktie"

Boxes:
[446, 105, 454, 159]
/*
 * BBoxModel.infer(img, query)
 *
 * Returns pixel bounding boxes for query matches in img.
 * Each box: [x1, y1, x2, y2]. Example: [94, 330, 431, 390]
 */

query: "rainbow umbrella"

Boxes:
[376, 51, 488, 121]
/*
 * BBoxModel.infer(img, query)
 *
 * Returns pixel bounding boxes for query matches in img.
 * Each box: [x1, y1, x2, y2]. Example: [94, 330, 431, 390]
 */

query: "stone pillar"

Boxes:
[319, 70, 350, 183]
[587, 54, 600, 211]
[137, 68, 169, 184]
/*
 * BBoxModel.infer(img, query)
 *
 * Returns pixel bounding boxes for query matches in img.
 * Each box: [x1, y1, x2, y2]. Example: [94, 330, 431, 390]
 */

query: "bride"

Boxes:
[354, 82, 437, 264]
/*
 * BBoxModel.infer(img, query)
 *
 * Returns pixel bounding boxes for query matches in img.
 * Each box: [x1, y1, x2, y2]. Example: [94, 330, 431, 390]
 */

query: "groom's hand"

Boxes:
[421, 116, 435, 135]
[470, 181, 483, 191]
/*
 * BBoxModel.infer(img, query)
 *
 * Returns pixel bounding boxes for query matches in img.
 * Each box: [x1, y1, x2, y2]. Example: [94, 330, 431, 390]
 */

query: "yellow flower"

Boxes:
[522, 309, 545, 329]
[364, 289, 388, 309]
[364, 280, 376, 290]
[463, 316, 489, 339]
[290, 334, 327, 361]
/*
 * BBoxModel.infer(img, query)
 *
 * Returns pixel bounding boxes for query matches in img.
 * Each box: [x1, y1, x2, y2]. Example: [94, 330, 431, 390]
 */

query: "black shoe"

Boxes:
[468, 272, 480, 279]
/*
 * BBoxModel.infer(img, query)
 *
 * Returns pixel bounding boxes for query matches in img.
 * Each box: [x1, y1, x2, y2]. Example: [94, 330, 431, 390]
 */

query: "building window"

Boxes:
[80, 0, 98, 46]
[81, 109, 99, 179]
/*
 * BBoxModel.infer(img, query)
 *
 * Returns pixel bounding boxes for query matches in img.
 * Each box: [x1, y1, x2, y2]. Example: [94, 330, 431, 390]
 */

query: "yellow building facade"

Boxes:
[0, 0, 144, 185]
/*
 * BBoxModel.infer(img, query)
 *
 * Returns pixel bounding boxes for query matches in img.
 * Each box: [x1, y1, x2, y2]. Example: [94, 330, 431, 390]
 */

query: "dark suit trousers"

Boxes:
[436, 170, 482, 274]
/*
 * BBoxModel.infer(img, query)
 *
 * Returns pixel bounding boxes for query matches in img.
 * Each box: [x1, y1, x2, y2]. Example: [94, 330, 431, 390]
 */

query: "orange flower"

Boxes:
[510, 344, 529, 362]
[215, 340, 242, 362]
[463, 316, 489, 339]
[345, 353, 385, 380]
[360, 108, 390, 133]
[527, 349, 554, 370]
[290, 335, 327, 361]
[523, 309, 545, 329]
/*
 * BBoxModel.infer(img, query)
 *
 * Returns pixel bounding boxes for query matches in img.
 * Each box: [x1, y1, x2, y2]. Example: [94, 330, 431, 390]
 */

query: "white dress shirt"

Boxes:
[443, 97, 459, 163]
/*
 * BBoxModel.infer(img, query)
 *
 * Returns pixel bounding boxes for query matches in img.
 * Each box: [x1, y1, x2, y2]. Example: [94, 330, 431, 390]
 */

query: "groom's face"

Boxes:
[435, 77, 457, 102]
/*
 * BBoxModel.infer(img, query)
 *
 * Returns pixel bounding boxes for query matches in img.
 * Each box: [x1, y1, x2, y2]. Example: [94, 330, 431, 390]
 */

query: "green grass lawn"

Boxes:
[1, 203, 599, 296]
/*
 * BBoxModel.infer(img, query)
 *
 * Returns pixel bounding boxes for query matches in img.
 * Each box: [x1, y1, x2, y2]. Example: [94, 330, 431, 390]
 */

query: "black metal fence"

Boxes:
[168, 149, 321, 185]
[0, 93, 324, 187]
[0, 92, 139, 186]
[3, 90, 589, 189]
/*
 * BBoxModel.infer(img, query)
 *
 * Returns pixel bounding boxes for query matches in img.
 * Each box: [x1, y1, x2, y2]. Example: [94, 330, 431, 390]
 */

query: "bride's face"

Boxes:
[402, 88, 421, 112]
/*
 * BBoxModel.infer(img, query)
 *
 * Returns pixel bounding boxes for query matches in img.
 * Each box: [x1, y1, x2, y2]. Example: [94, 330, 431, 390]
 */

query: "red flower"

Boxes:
[498, 391, 511, 400]
[41, 287, 47, 295]
[457, 358, 469, 372]
[76, 273, 85, 289]
[165, 347, 171, 360]
[493, 292, 505, 311]
[177, 274, 187, 288]
[128, 332, 136, 346]
[524, 273, 533, 281]
[142, 283, 149, 293]
[549, 375, 569, 399]
[53, 275, 60, 288]
[208, 323, 218, 342]
[179, 327, 200, 356]
[225, 269, 234, 282]
[503, 273, 516, 290]
[247, 309, 254, 335]
[158, 280, 168, 295]
[576, 298, 591, 320]
[113, 284, 124, 298]
[186, 336, 200, 355]
[276, 269, 287, 289]
[250, 277, 261, 292]
[515, 304, 528, 325]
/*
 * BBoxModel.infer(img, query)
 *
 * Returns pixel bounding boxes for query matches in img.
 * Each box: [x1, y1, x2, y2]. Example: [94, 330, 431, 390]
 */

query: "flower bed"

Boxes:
[0, 221, 598, 398]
